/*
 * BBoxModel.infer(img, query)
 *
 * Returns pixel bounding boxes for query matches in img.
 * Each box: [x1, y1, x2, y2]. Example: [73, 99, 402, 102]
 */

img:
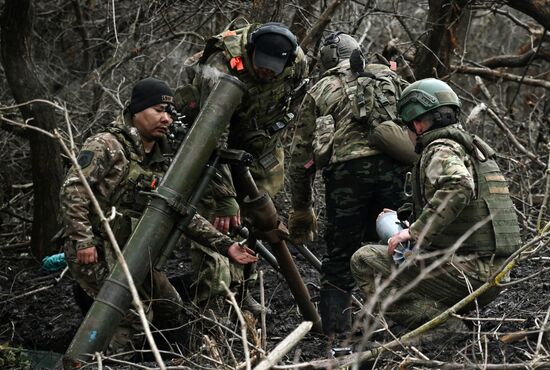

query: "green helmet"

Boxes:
[397, 78, 461, 122]
[320, 32, 360, 70]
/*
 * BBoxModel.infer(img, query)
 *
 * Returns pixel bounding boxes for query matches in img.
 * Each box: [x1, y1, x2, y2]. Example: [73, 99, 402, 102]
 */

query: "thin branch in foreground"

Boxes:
[291, 231, 550, 369]
[253, 321, 313, 370]
[398, 359, 550, 369]
[221, 280, 252, 370]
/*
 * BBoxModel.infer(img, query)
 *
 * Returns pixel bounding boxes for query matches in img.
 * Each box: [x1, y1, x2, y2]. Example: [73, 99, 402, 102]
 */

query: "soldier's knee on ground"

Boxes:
[350, 244, 388, 289]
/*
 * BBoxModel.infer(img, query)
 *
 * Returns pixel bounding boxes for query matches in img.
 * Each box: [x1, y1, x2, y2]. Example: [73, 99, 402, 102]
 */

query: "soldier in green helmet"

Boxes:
[60, 77, 257, 357]
[350, 78, 521, 341]
[288, 32, 414, 339]
[185, 22, 308, 312]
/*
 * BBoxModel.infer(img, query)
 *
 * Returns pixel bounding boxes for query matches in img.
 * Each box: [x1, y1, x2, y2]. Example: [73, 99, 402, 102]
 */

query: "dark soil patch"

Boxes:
[1, 189, 548, 369]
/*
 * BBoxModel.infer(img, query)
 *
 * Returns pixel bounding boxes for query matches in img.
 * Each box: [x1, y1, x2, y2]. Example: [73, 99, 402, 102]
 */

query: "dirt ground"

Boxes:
[0, 189, 549, 370]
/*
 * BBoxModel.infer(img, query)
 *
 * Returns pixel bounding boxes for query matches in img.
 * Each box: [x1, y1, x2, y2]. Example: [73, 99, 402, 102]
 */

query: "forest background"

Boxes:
[0, 0, 548, 369]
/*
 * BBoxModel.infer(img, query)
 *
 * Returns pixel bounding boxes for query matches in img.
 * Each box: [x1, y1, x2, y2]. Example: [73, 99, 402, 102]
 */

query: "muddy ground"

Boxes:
[1, 187, 549, 370]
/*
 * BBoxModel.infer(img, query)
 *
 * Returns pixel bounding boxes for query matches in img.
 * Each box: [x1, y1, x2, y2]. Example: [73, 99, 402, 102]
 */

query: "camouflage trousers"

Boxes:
[321, 155, 410, 291]
[190, 241, 248, 303]
[350, 244, 505, 328]
[64, 240, 185, 357]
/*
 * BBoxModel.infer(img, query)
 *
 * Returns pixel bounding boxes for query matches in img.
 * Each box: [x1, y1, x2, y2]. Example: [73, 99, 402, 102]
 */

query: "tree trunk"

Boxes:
[251, 0, 284, 23]
[506, 0, 550, 30]
[413, 0, 468, 79]
[1, 0, 63, 258]
[290, 0, 319, 44]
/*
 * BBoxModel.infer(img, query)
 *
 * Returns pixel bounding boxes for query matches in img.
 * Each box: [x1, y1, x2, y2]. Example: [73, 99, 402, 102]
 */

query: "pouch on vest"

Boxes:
[348, 72, 401, 125]
[368, 120, 418, 164]
[349, 77, 375, 122]
[312, 115, 335, 168]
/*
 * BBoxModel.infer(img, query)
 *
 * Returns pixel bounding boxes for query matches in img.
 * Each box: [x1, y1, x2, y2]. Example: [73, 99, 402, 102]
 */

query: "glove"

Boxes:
[288, 207, 317, 244]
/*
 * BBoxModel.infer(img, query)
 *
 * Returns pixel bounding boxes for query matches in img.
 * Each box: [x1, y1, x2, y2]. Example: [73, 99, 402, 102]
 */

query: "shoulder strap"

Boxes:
[199, 24, 253, 67]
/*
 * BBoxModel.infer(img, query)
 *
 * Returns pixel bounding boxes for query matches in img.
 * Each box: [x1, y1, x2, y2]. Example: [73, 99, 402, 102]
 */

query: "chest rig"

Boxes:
[412, 126, 521, 256]
[199, 24, 300, 159]
[106, 125, 171, 219]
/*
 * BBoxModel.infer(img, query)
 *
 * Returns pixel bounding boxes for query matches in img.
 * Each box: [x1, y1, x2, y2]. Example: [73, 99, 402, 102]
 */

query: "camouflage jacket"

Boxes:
[288, 60, 384, 210]
[408, 126, 476, 243]
[60, 113, 234, 256]
[192, 24, 308, 199]
[409, 124, 520, 255]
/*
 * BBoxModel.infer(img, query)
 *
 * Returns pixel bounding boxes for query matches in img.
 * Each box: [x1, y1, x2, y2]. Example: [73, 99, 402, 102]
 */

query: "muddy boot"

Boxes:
[320, 288, 352, 336]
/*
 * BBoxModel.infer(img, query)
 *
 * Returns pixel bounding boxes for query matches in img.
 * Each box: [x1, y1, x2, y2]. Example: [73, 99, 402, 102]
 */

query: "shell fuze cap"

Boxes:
[128, 77, 175, 115]
[251, 26, 296, 75]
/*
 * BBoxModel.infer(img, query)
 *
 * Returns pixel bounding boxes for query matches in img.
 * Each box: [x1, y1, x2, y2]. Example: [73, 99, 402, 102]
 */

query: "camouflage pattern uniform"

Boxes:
[351, 124, 521, 329]
[189, 24, 308, 302]
[61, 112, 235, 353]
[289, 59, 409, 293]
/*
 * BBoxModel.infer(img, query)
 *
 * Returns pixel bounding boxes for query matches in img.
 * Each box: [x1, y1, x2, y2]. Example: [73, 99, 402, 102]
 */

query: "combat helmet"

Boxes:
[397, 78, 461, 123]
[320, 32, 360, 70]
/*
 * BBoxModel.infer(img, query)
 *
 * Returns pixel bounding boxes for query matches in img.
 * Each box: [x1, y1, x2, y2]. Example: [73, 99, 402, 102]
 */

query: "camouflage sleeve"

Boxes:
[184, 213, 234, 256]
[60, 133, 127, 250]
[293, 46, 308, 82]
[409, 141, 475, 245]
[289, 92, 317, 210]
[199, 163, 239, 220]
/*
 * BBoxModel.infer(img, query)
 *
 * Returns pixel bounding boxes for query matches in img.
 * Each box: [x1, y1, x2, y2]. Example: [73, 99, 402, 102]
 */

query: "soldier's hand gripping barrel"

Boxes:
[64, 75, 246, 368]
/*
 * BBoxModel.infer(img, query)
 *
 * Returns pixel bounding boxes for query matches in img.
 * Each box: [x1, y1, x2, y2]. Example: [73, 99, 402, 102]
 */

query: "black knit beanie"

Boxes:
[128, 77, 175, 115]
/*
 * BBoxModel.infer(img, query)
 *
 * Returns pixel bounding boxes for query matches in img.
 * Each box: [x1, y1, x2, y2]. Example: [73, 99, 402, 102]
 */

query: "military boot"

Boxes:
[320, 288, 353, 336]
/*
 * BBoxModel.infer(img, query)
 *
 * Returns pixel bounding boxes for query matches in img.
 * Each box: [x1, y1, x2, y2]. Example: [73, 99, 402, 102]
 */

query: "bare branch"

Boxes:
[450, 65, 550, 89]
[299, 0, 345, 54]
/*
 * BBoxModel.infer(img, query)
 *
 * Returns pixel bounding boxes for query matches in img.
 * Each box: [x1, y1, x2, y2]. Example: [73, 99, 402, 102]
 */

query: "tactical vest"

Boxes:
[412, 126, 521, 256]
[198, 24, 303, 160]
[93, 121, 171, 247]
[316, 61, 416, 164]
[331, 63, 407, 127]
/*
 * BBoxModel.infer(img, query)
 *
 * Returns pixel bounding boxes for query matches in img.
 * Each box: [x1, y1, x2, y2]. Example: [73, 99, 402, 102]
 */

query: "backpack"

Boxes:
[341, 61, 418, 164]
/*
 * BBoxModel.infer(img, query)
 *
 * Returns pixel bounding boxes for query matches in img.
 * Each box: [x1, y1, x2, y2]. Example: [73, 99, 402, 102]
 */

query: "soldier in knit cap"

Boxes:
[60, 77, 256, 356]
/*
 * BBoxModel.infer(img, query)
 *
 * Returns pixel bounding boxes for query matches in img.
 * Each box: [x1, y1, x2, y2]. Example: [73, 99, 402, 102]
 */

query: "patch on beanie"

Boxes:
[161, 95, 174, 104]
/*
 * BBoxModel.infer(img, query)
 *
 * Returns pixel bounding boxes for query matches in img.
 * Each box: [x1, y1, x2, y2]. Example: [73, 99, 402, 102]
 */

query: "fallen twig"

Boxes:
[253, 321, 313, 370]
[259, 270, 267, 351]
[1, 284, 53, 304]
[398, 359, 550, 369]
